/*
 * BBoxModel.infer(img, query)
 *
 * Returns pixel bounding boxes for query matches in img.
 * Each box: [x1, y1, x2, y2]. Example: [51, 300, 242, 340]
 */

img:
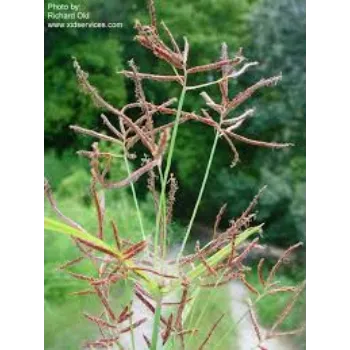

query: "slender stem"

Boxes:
[171, 65, 183, 84]
[186, 76, 227, 91]
[154, 73, 188, 256]
[123, 151, 146, 241]
[157, 166, 168, 259]
[151, 297, 163, 350]
[186, 62, 259, 91]
[176, 130, 220, 261]
[129, 301, 136, 350]
[119, 119, 146, 242]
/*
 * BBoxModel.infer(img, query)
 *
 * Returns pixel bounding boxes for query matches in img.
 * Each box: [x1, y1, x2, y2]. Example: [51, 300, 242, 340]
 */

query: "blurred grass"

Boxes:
[45, 295, 99, 350]
[246, 264, 306, 348]
[185, 286, 237, 349]
[45, 279, 136, 350]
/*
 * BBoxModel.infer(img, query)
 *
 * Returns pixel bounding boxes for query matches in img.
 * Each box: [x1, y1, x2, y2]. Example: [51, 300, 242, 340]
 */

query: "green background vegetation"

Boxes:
[45, 0, 305, 348]
[45, 0, 305, 245]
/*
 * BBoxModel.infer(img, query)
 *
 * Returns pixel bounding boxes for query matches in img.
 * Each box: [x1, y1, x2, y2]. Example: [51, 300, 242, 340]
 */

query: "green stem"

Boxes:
[164, 287, 201, 350]
[154, 75, 187, 256]
[186, 76, 227, 91]
[186, 62, 258, 91]
[123, 151, 146, 241]
[176, 130, 220, 261]
[151, 298, 162, 350]
[157, 166, 168, 259]
[129, 301, 136, 350]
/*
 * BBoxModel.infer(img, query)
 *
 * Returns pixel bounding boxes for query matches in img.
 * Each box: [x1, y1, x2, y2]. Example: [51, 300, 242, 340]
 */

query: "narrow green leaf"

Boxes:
[44, 217, 122, 258]
[44, 217, 159, 293]
[187, 225, 263, 281]
[163, 225, 263, 294]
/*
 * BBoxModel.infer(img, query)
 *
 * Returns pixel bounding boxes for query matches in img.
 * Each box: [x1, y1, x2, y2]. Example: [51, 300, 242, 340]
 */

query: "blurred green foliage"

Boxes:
[173, 0, 306, 247]
[246, 264, 306, 348]
[45, 0, 305, 245]
[45, 0, 127, 149]
[44, 149, 89, 189]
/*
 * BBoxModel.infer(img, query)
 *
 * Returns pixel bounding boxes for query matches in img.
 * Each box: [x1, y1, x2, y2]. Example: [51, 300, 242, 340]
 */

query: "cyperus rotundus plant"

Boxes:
[44, 1, 305, 349]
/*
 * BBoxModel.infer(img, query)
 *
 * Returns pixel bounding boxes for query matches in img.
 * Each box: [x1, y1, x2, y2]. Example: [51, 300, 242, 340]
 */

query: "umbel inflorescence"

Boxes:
[44, 0, 305, 349]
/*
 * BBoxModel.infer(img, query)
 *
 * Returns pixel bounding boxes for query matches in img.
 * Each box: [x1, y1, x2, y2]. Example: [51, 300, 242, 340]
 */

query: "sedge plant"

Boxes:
[44, 1, 305, 349]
